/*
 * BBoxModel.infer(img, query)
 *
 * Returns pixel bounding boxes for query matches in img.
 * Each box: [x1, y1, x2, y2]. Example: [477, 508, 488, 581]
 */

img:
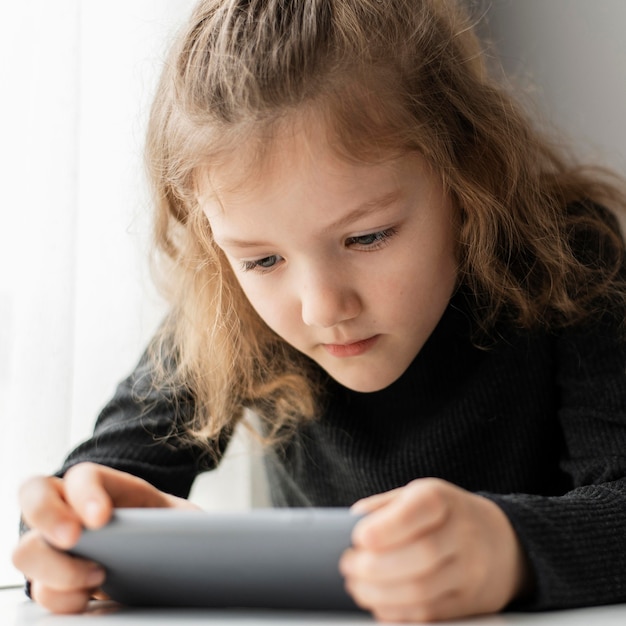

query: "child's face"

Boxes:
[200, 125, 458, 392]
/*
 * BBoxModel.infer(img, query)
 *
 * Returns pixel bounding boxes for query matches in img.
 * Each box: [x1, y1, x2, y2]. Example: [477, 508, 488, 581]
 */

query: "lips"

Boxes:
[322, 335, 380, 358]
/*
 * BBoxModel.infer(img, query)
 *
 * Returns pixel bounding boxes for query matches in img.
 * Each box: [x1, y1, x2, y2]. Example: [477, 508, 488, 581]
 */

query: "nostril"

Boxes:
[301, 291, 361, 329]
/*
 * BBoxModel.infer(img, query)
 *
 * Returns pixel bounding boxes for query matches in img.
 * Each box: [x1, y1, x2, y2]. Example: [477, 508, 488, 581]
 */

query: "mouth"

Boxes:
[322, 335, 380, 358]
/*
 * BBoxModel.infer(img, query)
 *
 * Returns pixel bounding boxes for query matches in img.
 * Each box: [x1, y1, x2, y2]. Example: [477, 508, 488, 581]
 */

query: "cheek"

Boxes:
[387, 239, 457, 313]
[236, 278, 296, 336]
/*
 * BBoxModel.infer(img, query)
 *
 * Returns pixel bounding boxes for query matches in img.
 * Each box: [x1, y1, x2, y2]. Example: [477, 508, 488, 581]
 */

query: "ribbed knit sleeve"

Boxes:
[485, 308, 626, 610]
[487, 483, 626, 610]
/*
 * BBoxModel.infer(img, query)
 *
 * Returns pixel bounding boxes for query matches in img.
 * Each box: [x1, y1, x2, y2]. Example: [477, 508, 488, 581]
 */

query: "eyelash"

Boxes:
[345, 227, 398, 250]
[239, 227, 398, 273]
[240, 256, 282, 273]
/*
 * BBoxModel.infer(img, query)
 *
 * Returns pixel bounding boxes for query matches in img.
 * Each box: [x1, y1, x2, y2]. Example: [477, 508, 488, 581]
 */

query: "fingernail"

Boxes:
[84, 499, 102, 525]
[86, 566, 106, 588]
[53, 522, 76, 547]
[350, 501, 369, 514]
[339, 555, 353, 575]
[352, 522, 374, 547]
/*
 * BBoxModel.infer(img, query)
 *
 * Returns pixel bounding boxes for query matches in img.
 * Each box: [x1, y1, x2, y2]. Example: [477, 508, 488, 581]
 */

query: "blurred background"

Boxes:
[485, 0, 626, 173]
[1, 1, 625, 586]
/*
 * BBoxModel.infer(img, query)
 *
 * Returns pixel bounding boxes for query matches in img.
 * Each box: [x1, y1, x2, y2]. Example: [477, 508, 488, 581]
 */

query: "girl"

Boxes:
[13, 0, 626, 622]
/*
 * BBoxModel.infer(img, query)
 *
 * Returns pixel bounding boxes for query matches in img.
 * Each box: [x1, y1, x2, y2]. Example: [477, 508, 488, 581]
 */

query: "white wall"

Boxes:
[484, 0, 626, 174]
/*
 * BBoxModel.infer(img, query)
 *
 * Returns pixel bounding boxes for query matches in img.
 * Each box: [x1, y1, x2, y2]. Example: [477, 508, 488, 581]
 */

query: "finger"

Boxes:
[30, 581, 94, 615]
[345, 560, 465, 618]
[19, 476, 82, 549]
[350, 487, 402, 514]
[340, 525, 457, 583]
[369, 590, 464, 624]
[352, 478, 455, 550]
[63, 463, 173, 529]
[12, 531, 106, 593]
[345, 571, 457, 613]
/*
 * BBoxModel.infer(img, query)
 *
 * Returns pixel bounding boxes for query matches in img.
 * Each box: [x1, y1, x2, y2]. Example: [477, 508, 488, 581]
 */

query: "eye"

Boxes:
[240, 254, 283, 273]
[345, 227, 397, 249]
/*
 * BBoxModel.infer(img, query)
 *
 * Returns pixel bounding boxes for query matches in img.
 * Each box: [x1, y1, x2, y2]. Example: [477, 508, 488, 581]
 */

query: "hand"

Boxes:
[340, 478, 530, 623]
[12, 462, 198, 614]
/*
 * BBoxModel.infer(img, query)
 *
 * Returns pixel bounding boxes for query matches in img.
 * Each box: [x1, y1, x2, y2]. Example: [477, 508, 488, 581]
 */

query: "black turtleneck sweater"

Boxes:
[59, 285, 626, 613]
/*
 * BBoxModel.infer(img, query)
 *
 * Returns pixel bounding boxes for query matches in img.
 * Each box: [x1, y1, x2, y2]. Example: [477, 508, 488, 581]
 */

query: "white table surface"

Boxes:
[3, 587, 626, 625]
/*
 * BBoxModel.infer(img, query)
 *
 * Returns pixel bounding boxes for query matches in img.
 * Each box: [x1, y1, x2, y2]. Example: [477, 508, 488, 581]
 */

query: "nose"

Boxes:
[300, 267, 362, 329]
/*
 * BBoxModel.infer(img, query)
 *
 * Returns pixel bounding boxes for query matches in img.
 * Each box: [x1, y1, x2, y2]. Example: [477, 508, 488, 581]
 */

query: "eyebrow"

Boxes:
[217, 189, 402, 249]
[324, 189, 401, 232]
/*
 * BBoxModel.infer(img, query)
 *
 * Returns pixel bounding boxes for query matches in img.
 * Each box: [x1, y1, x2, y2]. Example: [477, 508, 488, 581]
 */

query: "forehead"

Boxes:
[195, 108, 419, 214]
[197, 149, 426, 232]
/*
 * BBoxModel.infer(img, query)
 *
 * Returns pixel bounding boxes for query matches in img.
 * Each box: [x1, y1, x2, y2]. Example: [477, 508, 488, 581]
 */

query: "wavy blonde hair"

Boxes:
[144, 0, 626, 449]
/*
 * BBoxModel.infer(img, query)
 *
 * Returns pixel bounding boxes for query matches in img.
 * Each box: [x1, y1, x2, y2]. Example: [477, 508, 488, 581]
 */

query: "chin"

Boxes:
[330, 368, 404, 393]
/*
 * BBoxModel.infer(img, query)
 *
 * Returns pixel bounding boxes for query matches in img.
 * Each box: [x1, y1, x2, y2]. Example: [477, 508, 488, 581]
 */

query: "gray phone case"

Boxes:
[70, 508, 362, 611]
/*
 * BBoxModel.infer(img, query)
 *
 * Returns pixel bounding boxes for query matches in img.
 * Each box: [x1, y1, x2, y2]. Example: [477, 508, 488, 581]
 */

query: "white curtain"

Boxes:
[0, 0, 252, 587]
